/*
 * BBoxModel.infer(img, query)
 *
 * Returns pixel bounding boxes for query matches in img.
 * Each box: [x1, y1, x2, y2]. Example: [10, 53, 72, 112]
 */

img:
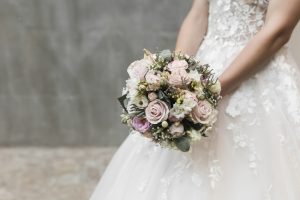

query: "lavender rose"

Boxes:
[131, 117, 151, 133]
[145, 99, 169, 124]
[191, 100, 216, 124]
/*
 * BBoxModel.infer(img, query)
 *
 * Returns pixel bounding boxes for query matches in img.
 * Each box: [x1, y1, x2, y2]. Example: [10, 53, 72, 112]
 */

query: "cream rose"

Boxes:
[127, 59, 150, 80]
[191, 100, 216, 124]
[145, 99, 169, 124]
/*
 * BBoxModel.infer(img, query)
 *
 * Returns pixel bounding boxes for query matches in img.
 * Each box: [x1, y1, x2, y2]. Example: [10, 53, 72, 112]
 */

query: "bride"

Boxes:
[90, 0, 300, 199]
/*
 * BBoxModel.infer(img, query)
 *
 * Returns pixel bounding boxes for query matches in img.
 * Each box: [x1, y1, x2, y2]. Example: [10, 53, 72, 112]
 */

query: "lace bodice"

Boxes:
[206, 0, 269, 45]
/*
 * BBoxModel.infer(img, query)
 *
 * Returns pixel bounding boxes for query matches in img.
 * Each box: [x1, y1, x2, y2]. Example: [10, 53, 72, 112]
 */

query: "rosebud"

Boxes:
[161, 121, 169, 128]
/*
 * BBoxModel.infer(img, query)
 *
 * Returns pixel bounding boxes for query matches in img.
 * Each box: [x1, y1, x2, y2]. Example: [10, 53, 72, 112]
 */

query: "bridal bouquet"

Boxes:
[119, 49, 221, 152]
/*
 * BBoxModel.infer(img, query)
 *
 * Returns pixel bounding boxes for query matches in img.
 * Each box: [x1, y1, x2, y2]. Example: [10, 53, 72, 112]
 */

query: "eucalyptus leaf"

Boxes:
[118, 93, 128, 113]
[174, 136, 191, 152]
[159, 49, 172, 62]
[182, 119, 203, 131]
[158, 90, 172, 106]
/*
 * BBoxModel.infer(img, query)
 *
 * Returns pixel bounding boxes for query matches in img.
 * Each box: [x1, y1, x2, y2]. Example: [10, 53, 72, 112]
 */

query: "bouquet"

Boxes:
[118, 49, 221, 152]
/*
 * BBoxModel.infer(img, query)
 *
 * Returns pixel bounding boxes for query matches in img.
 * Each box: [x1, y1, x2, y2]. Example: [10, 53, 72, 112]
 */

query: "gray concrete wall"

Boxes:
[0, 0, 191, 146]
[0, 0, 299, 146]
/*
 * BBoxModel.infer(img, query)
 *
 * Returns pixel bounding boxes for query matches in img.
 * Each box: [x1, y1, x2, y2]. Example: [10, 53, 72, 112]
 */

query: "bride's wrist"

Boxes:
[219, 76, 230, 97]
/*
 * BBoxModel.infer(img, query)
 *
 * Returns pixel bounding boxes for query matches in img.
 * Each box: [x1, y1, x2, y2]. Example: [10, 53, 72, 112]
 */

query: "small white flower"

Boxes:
[170, 103, 186, 119]
[182, 99, 198, 111]
[170, 99, 197, 119]
[132, 95, 149, 108]
[209, 80, 221, 94]
[194, 85, 205, 99]
[188, 70, 201, 82]
[126, 78, 139, 98]
[187, 129, 202, 141]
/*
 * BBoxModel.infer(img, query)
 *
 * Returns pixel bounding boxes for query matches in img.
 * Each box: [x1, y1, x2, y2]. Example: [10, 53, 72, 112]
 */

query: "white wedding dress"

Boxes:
[90, 0, 300, 199]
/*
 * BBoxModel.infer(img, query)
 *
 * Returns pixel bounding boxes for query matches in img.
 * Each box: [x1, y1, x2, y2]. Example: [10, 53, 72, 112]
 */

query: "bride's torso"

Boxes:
[205, 0, 269, 46]
[197, 0, 271, 75]
[196, 0, 300, 126]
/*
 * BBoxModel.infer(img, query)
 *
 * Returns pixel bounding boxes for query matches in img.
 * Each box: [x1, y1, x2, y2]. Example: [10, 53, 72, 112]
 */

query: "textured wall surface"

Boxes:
[0, 0, 191, 146]
[0, 0, 299, 146]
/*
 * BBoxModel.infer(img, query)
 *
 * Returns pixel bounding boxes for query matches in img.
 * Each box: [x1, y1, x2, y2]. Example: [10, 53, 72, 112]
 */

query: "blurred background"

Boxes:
[0, 0, 299, 199]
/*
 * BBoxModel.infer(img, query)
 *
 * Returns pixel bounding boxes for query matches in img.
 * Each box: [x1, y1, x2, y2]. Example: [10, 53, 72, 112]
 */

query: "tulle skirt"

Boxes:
[89, 40, 300, 200]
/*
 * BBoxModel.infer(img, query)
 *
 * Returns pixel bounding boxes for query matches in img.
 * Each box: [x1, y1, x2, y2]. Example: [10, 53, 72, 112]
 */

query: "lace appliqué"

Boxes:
[158, 156, 192, 200]
[208, 159, 223, 189]
[206, 0, 268, 45]
[227, 123, 262, 176]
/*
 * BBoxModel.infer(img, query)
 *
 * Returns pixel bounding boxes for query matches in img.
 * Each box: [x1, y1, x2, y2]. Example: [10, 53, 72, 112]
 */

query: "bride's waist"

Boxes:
[203, 31, 253, 47]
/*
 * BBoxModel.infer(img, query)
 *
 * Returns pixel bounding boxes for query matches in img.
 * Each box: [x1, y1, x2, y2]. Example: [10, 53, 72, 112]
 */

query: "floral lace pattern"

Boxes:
[206, 0, 268, 45]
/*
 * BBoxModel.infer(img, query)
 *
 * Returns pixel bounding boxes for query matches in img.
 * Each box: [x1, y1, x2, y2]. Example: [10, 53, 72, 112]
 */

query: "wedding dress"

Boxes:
[90, 0, 300, 199]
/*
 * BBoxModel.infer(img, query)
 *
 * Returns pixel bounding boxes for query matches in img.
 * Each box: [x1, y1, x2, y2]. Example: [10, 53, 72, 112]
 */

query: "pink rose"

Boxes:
[145, 99, 169, 124]
[168, 70, 190, 87]
[183, 90, 198, 104]
[169, 122, 185, 138]
[167, 60, 188, 72]
[131, 117, 151, 133]
[145, 70, 161, 84]
[145, 70, 161, 90]
[148, 92, 158, 101]
[191, 100, 216, 124]
[127, 59, 150, 80]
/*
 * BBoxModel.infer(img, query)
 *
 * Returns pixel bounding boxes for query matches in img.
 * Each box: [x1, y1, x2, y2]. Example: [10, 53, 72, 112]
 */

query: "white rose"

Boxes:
[127, 59, 150, 80]
[126, 79, 139, 98]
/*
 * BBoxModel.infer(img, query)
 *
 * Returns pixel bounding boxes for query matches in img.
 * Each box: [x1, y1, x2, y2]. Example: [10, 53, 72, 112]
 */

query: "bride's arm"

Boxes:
[219, 0, 300, 96]
[175, 0, 209, 56]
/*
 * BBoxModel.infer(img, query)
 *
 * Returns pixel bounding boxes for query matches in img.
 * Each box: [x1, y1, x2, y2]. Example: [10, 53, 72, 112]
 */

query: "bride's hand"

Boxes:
[219, 78, 227, 97]
[219, 75, 236, 97]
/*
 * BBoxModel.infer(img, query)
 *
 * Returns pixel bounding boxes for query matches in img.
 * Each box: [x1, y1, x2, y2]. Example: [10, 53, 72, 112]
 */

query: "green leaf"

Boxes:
[182, 119, 203, 131]
[159, 49, 172, 62]
[158, 90, 172, 106]
[118, 93, 128, 113]
[174, 136, 191, 152]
